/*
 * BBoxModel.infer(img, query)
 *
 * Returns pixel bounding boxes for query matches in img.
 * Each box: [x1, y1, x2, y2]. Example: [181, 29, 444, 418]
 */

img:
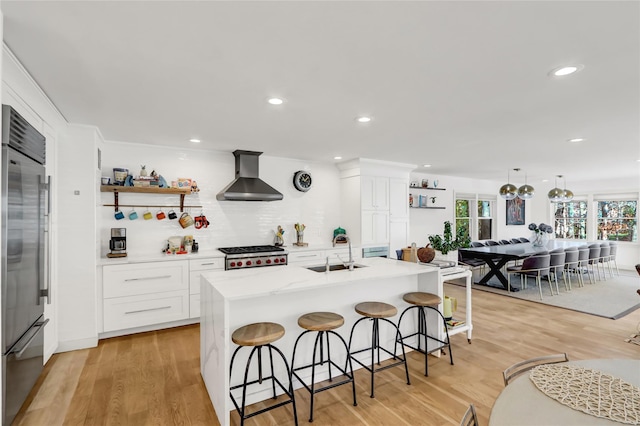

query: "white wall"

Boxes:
[99, 141, 343, 257]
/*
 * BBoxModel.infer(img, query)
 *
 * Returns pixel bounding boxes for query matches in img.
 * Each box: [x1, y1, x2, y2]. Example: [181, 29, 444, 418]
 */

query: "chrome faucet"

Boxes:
[333, 234, 354, 270]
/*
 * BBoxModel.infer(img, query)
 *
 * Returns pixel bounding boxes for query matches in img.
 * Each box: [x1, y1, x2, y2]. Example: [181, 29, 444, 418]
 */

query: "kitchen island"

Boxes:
[200, 257, 468, 426]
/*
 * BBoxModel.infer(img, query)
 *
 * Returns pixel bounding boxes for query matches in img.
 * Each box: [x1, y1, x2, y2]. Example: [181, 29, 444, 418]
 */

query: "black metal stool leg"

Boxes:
[380, 317, 410, 385]
[370, 318, 377, 397]
[328, 330, 357, 408]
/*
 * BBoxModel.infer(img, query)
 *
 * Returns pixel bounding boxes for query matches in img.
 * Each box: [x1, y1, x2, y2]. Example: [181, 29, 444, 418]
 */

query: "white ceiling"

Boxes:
[1, 1, 639, 189]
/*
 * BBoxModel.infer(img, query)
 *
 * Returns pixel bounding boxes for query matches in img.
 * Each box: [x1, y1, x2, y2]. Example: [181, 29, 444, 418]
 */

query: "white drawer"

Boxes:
[190, 294, 200, 319]
[190, 257, 224, 272]
[325, 248, 361, 262]
[103, 261, 188, 299]
[103, 291, 189, 332]
[288, 251, 324, 264]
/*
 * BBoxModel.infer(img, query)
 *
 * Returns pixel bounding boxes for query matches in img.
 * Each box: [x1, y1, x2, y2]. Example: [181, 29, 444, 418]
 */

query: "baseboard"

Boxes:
[98, 318, 199, 340]
[56, 336, 99, 353]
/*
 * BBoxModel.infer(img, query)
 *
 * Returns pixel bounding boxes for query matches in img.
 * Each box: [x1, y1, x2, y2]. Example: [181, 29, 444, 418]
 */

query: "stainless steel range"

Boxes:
[218, 245, 288, 270]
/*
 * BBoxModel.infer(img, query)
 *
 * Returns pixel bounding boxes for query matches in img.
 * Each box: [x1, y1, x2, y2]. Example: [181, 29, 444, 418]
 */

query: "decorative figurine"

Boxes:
[140, 165, 148, 177]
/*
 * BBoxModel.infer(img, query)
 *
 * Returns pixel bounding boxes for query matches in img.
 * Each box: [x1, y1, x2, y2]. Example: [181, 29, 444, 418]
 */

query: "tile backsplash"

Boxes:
[100, 141, 342, 257]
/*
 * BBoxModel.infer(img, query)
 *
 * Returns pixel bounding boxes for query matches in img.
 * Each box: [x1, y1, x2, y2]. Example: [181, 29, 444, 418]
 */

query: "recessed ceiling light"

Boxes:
[356, 116, 372, 123]
[567, 138, 585, 143]
[549, 64, 584, 77]
[334, 156, 342, 160]
[542, 179, 549, 182]
[189, 138, 201, 143]
[423, 164, 431, 168]
[267, 98, 284, 105]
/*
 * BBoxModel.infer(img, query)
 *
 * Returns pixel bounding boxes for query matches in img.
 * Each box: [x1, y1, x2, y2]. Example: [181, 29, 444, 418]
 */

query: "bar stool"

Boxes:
[396, 292, 453, 376]
[291, 312, 356, 422]
[348, 301, 410, 398]
[229, 322, 298, 426]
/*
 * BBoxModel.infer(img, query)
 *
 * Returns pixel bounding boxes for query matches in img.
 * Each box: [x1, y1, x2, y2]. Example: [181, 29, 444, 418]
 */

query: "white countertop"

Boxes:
[201, 257, 438, 300]
[98, 249, 224, 265]
[283, 243, 355, 252]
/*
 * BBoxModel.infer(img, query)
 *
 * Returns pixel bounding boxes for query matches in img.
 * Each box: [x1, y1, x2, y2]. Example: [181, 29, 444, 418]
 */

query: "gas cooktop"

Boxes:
[218, 245, 285, 255]
[218, 245, 288, 270]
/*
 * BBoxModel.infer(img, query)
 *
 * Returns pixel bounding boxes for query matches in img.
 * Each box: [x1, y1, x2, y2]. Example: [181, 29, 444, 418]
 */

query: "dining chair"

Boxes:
[510, 238, 522, 244]
[502, 353, 569, 386]
[506, 254, 551, 298]
[598, 242, 613, 279]
[548, 249, 566, 293]
[459, 403, 479, 426]
[577, 246, 593, 285]
[458, 251, 486, 278]
[485, 240, 500, 246]
[499, 239, 511, 245]
[587, 244, 602, 281]
[470, 241, 485, 247]
[609, 242, 619, 275]
[518, 238, 530, 243]
[563, 247, 580, 289]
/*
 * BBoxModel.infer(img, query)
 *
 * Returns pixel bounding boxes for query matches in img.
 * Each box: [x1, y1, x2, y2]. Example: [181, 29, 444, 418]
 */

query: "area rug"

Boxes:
[446, 270, 640, 320]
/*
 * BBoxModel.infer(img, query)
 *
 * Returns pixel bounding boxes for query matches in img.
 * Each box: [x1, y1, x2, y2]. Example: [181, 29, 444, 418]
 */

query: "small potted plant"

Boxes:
[428, 221, 470, 261]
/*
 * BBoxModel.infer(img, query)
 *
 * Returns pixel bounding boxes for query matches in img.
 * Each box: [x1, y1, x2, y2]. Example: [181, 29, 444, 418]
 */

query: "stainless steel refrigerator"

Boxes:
[1, 105, 50, 425]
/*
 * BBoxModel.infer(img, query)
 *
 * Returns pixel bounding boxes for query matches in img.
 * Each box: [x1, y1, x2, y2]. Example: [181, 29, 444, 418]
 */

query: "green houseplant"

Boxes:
[428, 221, 470, 254]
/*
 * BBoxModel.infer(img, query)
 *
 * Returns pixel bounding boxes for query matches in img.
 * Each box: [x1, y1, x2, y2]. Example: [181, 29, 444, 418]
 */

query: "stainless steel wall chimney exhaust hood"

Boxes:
[216, 150, 283, 201]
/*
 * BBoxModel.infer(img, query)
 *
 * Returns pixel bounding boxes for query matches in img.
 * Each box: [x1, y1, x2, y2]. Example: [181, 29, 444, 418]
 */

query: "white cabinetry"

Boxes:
[288, 251, 325, 265]
[361, 176, 389, 211]
[103, 261, 189, 332]
[338, 159, 415, 249]
[189, 257, 224, 318]
[287, 247, 362, 266]
[389, 178, 410, 251]
[361, 211, 389, 246]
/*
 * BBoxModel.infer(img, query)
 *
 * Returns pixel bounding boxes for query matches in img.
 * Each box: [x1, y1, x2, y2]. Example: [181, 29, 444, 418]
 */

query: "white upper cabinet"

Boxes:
[361, 176, 389, 211]
[389, 178, 409, 219]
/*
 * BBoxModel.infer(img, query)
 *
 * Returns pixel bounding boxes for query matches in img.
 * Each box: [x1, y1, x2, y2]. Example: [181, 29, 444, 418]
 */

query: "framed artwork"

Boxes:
[506, 198, 525, 225]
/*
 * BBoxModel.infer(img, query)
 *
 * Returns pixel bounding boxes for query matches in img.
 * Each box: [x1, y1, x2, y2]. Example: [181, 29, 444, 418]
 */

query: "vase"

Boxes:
[531, 233, 547, 247]
[434, 249, 458, 263]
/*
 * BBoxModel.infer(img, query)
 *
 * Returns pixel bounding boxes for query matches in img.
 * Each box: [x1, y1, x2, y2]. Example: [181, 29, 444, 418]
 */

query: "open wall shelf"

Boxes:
[410, 206, 446, 210]
[409, 186, 446, 191]
[100, 185, 201, 212]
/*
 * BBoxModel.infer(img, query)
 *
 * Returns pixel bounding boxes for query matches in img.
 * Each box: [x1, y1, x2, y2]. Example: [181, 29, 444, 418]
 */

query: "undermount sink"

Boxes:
[306, 263, 367, 272]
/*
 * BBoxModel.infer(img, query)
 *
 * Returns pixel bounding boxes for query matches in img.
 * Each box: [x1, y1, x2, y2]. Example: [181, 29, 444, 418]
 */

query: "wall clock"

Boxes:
[293, 170, 312, 192]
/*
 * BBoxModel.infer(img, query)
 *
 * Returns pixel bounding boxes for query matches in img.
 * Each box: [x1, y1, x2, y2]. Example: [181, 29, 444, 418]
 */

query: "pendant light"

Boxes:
[547, 175, 564, 202]
[560, 175, 574, 202]
[517, 171, 535, 199]
[499, 169, 518, 200]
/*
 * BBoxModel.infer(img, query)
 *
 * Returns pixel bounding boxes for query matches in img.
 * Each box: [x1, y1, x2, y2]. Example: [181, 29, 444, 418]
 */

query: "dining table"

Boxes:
[459, 240, 586, 290]
[489, 358, 640, 426]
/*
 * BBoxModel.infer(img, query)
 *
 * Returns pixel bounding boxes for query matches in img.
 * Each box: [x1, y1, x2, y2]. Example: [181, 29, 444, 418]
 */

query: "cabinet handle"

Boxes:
[200, 262, 217, 266]
[124, 275, 172, 282]
[125, 306, 171, 315]
[295, 254, 318, 258]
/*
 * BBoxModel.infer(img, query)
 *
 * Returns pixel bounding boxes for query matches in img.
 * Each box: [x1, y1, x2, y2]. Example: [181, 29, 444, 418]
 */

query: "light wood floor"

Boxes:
[14, 282, 640, 426]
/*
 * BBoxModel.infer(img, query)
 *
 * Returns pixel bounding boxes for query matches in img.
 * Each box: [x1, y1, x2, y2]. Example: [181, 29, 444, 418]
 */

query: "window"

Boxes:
[596, 200, 637, 242]
[477, 200, 492, 240]
[455, 197, 493, 241]
[553, 201, 587, 239]
[455, 199, 471, 241]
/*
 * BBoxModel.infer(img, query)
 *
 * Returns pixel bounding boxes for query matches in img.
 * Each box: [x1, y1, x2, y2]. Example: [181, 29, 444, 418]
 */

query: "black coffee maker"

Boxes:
[107, 228, 127, 258]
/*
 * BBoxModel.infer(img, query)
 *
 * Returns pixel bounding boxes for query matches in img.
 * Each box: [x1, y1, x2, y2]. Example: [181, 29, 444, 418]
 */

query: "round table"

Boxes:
[489, 359, 640, 426]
